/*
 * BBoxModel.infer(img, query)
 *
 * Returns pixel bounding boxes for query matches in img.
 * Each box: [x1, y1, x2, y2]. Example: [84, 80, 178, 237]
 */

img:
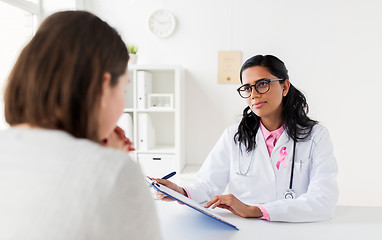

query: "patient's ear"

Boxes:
[100, 72, 112, 109]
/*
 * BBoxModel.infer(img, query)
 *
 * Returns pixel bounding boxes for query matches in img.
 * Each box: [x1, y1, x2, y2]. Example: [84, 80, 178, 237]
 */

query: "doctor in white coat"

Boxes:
[154, 55, 338, 222]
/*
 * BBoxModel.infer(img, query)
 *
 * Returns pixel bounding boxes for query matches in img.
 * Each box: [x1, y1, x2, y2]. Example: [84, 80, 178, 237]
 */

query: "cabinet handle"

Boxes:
[153, 158, 161, 161]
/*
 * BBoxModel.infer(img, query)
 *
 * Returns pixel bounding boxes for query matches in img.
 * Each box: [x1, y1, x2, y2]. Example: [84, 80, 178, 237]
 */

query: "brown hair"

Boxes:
[4, 11, 129, 142]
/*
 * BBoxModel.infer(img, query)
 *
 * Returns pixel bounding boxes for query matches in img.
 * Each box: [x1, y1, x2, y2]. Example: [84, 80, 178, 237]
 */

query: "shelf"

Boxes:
[124, 108, 175, 113]
[136, 108, 175, 113]
[137, 145, 175, 154]
[119, 65, 185, 178]
[129, 64, 180, 71]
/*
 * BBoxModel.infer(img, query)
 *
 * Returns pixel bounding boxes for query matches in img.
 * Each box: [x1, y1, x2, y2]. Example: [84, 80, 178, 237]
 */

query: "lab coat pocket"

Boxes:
[292, 157, 312, 193]
[295, 158, 312, 174]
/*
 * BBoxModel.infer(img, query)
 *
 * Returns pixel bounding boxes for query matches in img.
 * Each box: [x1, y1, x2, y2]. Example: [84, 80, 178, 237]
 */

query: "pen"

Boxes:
[161, 171, 176, 180]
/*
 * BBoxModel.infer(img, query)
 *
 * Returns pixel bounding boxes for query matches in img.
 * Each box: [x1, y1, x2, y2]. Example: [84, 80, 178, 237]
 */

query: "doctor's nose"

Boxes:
[251, 87, 261, 99]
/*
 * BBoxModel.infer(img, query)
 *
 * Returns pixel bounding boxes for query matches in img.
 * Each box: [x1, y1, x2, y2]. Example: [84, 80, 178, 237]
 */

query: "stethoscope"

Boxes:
[237, 139, 297, 199]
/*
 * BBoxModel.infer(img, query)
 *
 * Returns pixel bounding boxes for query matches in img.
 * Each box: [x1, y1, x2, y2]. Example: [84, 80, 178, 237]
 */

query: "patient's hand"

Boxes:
[102, 126, 135, 152]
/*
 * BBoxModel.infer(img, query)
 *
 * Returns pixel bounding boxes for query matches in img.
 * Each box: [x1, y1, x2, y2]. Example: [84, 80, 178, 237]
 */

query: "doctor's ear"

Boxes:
[282, 79, 291, 97]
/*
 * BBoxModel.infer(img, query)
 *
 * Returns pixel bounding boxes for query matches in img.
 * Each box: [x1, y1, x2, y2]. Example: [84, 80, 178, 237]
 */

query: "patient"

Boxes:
[0, 11, 161, 239]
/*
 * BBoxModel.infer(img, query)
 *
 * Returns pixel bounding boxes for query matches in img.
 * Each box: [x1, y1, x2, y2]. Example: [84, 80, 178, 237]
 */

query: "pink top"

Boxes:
[182, 187, 191, 198]
[258, 122, 285, 221]
[260, 122, 285, 157]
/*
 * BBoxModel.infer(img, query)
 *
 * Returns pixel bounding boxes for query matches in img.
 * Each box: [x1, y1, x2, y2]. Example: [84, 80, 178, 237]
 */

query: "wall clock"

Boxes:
[148, 9, 176, 38]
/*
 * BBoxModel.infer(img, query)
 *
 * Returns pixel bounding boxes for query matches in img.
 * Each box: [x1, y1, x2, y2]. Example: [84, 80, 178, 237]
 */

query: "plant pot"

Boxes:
[129, 54, 138, 65]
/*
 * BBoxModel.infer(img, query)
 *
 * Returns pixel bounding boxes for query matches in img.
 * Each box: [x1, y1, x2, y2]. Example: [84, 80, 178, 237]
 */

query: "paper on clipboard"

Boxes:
[146, 177, 239, 230]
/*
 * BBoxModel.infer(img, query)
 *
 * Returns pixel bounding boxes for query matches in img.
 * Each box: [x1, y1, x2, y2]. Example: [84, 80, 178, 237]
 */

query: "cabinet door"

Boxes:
[136, 71, 152, 109]
[124, 70, 134, 109]
[117, 112, 133, 140]
[137, 153, 174, 177]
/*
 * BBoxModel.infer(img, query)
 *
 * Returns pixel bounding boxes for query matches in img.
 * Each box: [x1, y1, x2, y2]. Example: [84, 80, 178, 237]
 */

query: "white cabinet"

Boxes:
[118, 65, 185, 179]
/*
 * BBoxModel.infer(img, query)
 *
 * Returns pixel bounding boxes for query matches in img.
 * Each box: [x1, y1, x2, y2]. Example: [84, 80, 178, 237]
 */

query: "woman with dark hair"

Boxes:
[155, 55, 338, 222]
[0, 11, 160, 239]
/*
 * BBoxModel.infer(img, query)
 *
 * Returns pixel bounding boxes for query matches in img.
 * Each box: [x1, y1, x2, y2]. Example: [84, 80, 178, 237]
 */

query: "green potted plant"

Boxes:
[127, 44, 138, 65]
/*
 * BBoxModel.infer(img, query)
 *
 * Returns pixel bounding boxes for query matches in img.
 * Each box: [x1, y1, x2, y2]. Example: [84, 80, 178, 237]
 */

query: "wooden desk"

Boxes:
[155, 200, 382, 240]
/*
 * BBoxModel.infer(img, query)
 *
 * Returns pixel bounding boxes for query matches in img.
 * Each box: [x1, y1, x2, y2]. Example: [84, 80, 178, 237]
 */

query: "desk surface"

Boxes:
[155, 200, 382, 240]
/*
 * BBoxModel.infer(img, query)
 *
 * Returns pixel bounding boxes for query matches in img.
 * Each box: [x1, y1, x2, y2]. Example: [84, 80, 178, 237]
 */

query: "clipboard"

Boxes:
[146, 177, 239, 230]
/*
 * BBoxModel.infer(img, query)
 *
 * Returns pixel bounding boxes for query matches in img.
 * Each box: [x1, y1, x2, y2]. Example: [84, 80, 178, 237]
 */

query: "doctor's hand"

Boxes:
[102, 126, 135, 152]
[151, 178, 187, 202]
[204, 194, 263, 218]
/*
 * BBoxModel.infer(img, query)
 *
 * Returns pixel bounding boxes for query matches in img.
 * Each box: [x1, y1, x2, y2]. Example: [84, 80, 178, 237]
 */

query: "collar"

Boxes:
[260, 121, 285, 140]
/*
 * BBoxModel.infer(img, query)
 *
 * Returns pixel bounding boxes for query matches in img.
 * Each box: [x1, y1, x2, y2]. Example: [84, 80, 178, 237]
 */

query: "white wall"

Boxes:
[0, 0, 77, 130]
[81, 0, 382, 206]
[0, 1, 36, 130]
[41, 0, 76, 18]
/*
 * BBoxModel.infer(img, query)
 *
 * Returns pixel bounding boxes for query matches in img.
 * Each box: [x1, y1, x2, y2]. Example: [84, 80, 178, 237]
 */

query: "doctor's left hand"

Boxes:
[204, 194, 263, 218]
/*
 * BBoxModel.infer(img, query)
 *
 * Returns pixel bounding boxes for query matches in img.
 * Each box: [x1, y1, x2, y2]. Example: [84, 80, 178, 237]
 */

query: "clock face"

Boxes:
[148, 9, 176, 38]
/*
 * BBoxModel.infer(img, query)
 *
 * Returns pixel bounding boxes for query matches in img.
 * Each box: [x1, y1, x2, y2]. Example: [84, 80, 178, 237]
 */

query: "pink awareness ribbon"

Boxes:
[276, 146, 287, 170]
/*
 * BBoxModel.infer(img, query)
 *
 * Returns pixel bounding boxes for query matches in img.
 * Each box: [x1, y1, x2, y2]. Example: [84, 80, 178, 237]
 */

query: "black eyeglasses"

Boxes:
[237, 78, 284, 98]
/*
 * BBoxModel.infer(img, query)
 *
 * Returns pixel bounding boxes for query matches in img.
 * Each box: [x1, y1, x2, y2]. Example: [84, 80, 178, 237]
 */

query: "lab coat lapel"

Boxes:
[256, 128, 271, 160]
[274, 130, 290, 149]
[255, 128, 278, 200]
[255, 129, 275, 175]
[272, 131, 293, 165]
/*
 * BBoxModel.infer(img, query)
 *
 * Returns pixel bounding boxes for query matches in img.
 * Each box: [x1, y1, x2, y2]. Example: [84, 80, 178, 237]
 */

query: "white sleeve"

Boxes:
[262, 126, 339, 222]
[185, 128, 232, 204]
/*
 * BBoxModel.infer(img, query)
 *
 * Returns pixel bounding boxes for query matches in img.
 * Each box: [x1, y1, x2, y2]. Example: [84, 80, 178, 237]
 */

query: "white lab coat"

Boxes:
[185, 123, 338, 222]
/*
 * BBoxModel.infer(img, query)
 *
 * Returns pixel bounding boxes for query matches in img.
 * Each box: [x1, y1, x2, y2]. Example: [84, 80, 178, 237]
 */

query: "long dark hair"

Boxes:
[4, 11, 128, 142]
[234, 55, 317, 152]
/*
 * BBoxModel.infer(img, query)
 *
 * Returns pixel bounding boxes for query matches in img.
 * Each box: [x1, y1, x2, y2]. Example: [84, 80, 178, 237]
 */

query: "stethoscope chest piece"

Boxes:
[284, 189, 296, 199]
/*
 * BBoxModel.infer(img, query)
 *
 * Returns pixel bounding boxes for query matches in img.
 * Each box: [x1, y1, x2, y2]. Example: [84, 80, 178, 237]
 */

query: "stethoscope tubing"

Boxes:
[289, 139, 297, 190]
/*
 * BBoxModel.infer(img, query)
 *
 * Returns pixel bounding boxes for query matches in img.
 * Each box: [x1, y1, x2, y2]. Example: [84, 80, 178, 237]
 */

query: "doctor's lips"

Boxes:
[253, 101, 265, 108]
